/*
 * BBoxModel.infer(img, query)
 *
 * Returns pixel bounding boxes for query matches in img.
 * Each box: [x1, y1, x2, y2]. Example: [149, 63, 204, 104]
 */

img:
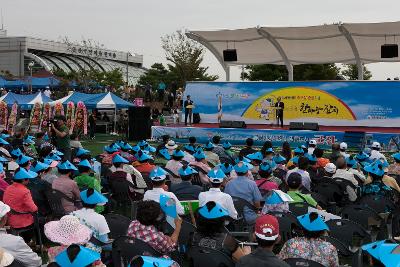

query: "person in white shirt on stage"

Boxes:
[143, 167, 184, 216]
[198, 168, 238, 220]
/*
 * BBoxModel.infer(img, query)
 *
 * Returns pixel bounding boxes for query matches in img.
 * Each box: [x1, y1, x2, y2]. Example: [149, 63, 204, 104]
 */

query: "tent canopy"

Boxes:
[187, 21, 400, 80]
[50, 92, 134, 109]
[0, 76, 60, 89]
[0, 92, 52, 109]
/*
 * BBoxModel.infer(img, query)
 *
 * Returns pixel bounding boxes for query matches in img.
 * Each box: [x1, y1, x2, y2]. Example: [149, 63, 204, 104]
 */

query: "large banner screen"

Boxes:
[184, 81, 400, 127]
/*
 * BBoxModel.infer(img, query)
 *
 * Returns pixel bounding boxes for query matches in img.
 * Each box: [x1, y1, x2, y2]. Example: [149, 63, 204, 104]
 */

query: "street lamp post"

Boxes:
[27, 61, 35, 93]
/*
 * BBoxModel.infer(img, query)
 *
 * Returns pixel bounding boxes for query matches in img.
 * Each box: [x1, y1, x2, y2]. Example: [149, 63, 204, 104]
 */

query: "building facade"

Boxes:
[0, 33, 145, 85]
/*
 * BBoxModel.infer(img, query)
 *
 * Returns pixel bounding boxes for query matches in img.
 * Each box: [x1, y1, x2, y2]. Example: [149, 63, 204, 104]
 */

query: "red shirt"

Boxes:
[3, 183, 38, 228]
[134, 162, 155, 176]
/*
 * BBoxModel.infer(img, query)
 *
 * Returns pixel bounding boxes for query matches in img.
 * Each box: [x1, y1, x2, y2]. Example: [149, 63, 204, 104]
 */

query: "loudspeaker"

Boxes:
[223, 49, 237, 62]
[381, 44, 399, 58]
[289, 122, 319, 131]
[219, 120, 246, 128]
[193, 113, 201, 124]
[128, 106, 152, 141]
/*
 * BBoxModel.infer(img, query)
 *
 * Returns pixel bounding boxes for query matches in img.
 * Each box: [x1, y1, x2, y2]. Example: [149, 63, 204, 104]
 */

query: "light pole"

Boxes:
[27, 61, 35, 93]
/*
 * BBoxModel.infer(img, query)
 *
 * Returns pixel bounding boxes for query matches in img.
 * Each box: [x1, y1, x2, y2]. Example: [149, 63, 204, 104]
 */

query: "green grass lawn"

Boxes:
[80, 134, 121, 155]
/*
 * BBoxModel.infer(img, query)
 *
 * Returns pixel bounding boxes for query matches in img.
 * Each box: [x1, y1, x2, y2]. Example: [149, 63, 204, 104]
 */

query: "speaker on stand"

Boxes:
[128, 106, 152, 141]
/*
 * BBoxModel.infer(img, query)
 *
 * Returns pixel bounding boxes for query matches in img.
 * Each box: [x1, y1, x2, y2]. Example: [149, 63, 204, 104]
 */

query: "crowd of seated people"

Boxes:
[0, 130, 399, 266]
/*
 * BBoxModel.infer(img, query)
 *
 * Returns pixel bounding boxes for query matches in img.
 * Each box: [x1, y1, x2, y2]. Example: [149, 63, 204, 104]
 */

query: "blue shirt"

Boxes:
[224, 176, 263, 224]
[158, 82, 166, 90]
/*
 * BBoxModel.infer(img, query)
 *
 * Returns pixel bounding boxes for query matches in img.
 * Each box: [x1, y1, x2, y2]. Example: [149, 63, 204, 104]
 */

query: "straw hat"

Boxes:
[44, 215, 92, 245]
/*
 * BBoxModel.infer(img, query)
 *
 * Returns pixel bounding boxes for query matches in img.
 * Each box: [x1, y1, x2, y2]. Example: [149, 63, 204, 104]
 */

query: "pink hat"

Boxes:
[44, 215, 92, 245]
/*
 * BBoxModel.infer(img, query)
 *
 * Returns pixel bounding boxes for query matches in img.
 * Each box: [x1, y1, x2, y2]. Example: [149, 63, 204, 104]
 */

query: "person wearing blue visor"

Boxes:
[263, 148, 275, 161]
[362, 240, 400, 267]
[279, 212, 339, 267]
[261, 189, 293, 214]
[170, 165, 202, 200]
[16, 154, 33, 171]
[218, 162, 234, 177]
[104, 143, 120, 154]
[74, 159, 101, 193]
[154, 148, 171, 166]
[203, 141, 220, 167]
[193, 201, 249, 262]
[75, 147, 90, 158]
[109, 154, 147, 199]
[126, 200, 182, 255]
[181, 145, 195, 164]
[346, 155, 367, 182]
[23, 136, 37, 158]
[129, 255, 177, 267]
[388, 152, 400, 177]
[41, 158, 59, 184]
[239, 138, 257, 157]
[3, 167, 39, 235]
[45, 152, 62, 161]
[165, 149, 185, 182]
[143, 167, 184, 216]
[155, 135, 171, 155]
[273, 154, 287, 165]
[362, 161, 397, 197]
[247, 151, 264, 167]
[199, 168, 238, 219]
[52, 160, 81, 213]
[304, 153, 318, 183]
[225, 161, 262, 224]
[71, 188, 110, 252]
[53, 244, 101, 267]
[189, 149, 211, 184]
[256, 161, 282, 197]
[27, 161, 52, 216]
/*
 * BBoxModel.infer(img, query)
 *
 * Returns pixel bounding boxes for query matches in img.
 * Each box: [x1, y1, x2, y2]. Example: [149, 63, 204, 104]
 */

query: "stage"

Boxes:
[151, 123, 400, 151]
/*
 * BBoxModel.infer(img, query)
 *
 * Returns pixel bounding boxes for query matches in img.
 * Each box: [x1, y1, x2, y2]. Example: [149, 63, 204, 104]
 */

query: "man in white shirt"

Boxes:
[198, 168, 238, 219]
[0, 201, 42, 267]
[339, 142, 350, 158]
[143, 167, 184, 215]
[307, 139, 317, 155]
[369, 142, 387, 162]
[346, 157, 366, 182]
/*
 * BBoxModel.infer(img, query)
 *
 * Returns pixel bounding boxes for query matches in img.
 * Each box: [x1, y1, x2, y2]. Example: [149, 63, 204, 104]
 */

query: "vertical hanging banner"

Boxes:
[184, 81, 400, 127]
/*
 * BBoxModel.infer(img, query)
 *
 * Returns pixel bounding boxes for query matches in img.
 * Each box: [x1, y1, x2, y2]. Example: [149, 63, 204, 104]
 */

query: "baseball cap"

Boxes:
[324, 163, 337, 174]
[371, 142, 381, 149]
[340, 142, 348, 150]
[309, 139, 317, 145]
[287, 172, 302, 188]
[255, 214, 279, 241]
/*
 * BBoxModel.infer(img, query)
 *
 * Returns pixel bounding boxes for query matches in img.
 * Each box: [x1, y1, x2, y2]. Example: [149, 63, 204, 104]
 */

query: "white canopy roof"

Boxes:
[187, 21, 400, 80]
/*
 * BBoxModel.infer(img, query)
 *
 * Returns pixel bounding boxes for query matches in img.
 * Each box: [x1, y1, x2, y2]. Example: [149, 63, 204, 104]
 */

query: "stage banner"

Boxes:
[152, 126, 400, 151]
[184, 81, 400, 127]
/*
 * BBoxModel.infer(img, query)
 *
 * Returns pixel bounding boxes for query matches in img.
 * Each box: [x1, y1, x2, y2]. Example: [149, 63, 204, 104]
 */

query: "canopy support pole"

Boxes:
[113, 107, 117, 134]
[185, 32, 230, 81]
[339, 25, 363, 80]
[225, 67, 230, 81]
[257, 27, 294, 81]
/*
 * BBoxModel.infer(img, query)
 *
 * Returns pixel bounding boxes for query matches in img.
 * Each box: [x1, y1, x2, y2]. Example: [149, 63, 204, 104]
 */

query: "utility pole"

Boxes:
[126, 53, 129, 87]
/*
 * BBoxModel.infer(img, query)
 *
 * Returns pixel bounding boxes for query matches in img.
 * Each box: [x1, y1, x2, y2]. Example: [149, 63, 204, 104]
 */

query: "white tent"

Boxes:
[187, 21, 400, 80]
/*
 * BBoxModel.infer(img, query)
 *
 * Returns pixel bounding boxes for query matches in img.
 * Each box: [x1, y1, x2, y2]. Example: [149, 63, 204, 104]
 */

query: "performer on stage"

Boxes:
[184, 95, 194, 126]
[275, 97, 284, 127]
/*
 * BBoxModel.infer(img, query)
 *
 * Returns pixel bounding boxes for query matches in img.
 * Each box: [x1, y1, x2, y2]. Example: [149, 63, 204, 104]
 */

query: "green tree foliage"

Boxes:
[137, 63, 172, 89]
[53, 68, 124, 88]
[244, 64, 341, 81]
[341, 64, 372, 80]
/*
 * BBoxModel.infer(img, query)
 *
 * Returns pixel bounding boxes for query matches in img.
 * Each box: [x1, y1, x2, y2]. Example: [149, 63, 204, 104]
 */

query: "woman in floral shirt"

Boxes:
[279, 212, 339, 267]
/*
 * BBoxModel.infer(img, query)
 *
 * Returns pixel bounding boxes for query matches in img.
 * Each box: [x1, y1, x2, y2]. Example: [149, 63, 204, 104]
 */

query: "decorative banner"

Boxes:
[7, 103, 18, 135]
[73, 101, 88, 135]
[66, 102, 75, 134]
[184, 81, 400, 127]
[0, 101, 8, 131]
[29, 102, 42, 133]
[40, 103, 51, 131]
[53, 102, 65, 118]
[152, 126, 400, 151]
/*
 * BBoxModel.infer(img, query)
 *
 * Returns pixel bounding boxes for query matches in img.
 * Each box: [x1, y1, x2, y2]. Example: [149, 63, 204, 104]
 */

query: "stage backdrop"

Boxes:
[184, 81, 400, 127]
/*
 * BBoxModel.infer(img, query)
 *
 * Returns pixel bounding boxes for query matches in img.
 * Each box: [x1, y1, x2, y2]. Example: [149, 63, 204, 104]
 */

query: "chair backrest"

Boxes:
[178, 221, 197, 247]
[312, 181, 344, 204]
[112, 236, 161, 267]
[190, 165, 207, 186]
[358, 194, 396, 213]
[288, 202, 311, 217]
[163, 167, 180, 179]
[189, 246, 235, 267]
[269, 211, 299, 243]
[284, 258, 325, 267]
[231, 196, 256, 219]
[104, 213, 131, 239]
[326, 219, 370, 248]
[44, 189, 67, 218]
[109, 179, 133, 203]
[341, 204, 382, 229]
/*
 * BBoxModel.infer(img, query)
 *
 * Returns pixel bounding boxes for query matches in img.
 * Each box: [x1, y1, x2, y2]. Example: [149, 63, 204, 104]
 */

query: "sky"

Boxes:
[1, 0, 400, 81]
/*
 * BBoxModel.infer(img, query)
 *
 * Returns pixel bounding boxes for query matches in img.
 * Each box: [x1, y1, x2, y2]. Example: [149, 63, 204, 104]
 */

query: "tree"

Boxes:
[161, 30, 218, 87]
[244, 64, 341, 81]
[137, 63, 173, 89]
[341, 64, 372, 80]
